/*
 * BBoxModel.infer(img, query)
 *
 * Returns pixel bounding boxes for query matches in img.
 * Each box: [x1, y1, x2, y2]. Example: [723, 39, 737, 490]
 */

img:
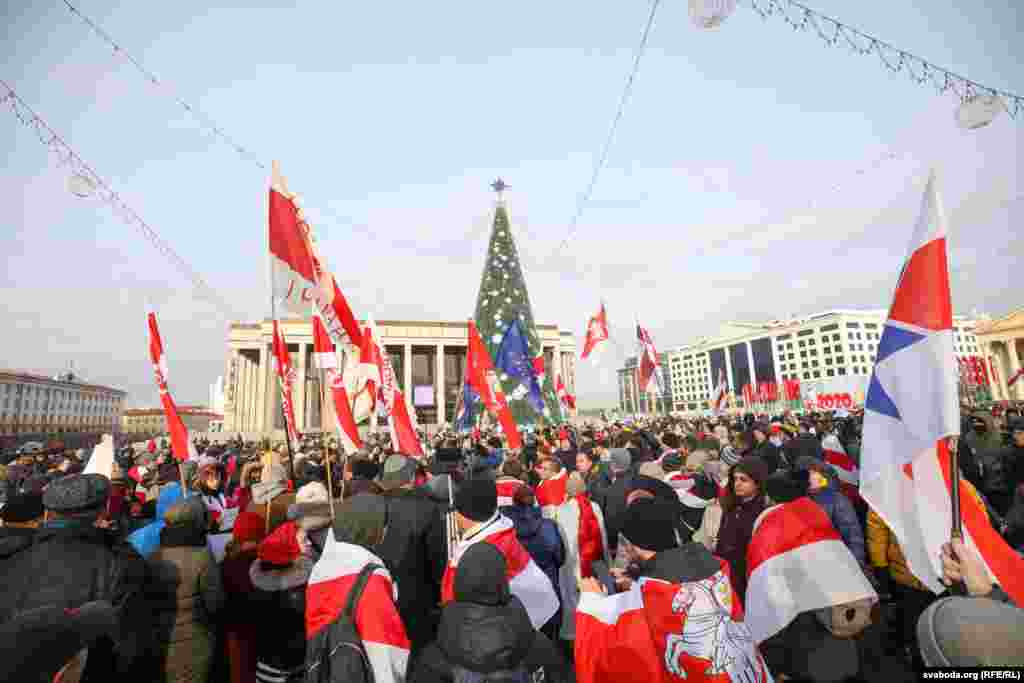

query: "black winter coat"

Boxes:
[593, 473, 635, 554]
[408, 597, 572, 683]
[503, 504, 564, 601]
[248, 559, 312, 674]
[377, 486, 448, 653]
[714, 496, 767, 604]
[783, 434, 823, 464]
[0, 522, 150, 682]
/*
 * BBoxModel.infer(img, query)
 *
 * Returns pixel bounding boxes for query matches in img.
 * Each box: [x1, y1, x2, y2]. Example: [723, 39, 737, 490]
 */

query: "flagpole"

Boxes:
[317, 367, 337, 518]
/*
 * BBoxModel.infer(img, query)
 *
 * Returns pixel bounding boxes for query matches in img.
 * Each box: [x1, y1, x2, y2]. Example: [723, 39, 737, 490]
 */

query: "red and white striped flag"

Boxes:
[388, 388, 424, 456]
[269, 162, 319, 315]
[307, 534, 410, 683]
[711, 368, 728, 415]
[147, 310, 197, 463]
[556, 374, 576, 411]
[636, 323, 662, 394]
[581, 303, 609, 361]
[347, 318, 384, 424]
[822, 434, 862, 504]
[272, 320, 302, 446]
[313, 315, 362, 453]
[441, 515, 559, 629]
[664, 471, 713, 509]
[745, 497, 876, 643]
[495, 477, 522, 508]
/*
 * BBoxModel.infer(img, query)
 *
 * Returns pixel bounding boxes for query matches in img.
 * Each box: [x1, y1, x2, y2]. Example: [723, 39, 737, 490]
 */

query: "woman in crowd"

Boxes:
[220, 510, 267, 683]
[715, 456, 771, 604]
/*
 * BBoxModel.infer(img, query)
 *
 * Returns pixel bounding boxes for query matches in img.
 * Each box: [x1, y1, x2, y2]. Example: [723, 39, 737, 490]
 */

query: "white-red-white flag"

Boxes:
[147, 310, 197, 463]
[636, 323, 662, 394]
[313, 315, 362, 453]
[307, 535, 410, 683]
[822, 433, 861, 504]
[536, 467, 568, 518]
[745, 497, 876, 643]
[388, 388, 424, 456]
[269, 162, 320, 315]
[556, 374, 576, 412]
[711, 367, 728, 415]
[272, 320, 302, 446]
[581, 303, 609, 361]
[346, 318, 384, 424]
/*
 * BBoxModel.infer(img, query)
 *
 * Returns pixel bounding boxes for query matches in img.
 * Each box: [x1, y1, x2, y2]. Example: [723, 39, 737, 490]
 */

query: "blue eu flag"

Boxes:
[494, 319, 544, 415]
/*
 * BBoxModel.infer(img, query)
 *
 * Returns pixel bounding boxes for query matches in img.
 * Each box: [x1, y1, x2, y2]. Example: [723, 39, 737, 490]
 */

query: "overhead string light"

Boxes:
[1, 80, 240, 320]
[737, 0, 1022, 125]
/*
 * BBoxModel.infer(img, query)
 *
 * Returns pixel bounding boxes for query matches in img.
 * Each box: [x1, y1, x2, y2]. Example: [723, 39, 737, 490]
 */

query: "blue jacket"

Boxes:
[126, 482, 185, 559]
[503, 505, 564, 598]
[808, 472, 865, 563]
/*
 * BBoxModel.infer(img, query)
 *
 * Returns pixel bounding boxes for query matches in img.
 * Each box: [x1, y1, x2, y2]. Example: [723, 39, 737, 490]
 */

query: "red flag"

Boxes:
[146, 310, 196, 463]
[349, 319, 384, 423]
[269, 163, 318, 314]
[581, 303, 609, 360]
[313, 316, 362, 453]
[388, 389, 424, 456]
[313, 268, 363, 350]
[556, 374, 576, 411]
[467, 320, 522, 449]
[636, 323, 661, 393]
[272, 320, 302, 445]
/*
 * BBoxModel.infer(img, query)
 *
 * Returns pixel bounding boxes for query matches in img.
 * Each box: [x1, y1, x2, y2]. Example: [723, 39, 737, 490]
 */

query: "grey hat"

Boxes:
[41, 473, 110, 513]
[917, 596, 1024, 667]
[609, 448, 632, 473]
[379, 454, 417, 490]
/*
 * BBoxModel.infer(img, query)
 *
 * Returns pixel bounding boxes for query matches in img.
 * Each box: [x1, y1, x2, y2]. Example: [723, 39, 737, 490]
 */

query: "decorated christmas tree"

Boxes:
[472, 179, 562, 427]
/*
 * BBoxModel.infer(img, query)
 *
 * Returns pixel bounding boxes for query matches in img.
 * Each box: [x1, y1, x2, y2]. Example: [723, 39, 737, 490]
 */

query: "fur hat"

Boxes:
[917, 596, 1024, 667]
[622, 498, 679, 552]
[41, 474, 110, 513]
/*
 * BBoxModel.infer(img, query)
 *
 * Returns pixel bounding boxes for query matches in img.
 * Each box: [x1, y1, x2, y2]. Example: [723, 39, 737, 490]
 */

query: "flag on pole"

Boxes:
[822, 433, 861, 504]
[555, 374, 576, 412]
[494, 319, 545, 415]
[313, 269, 363, 351]
[711, 368, 728, 415]
[466, 320, 522, 449]
[313, 315, 362, 453]
[272, 320, 302, 446]
[636, 323, 662, 394]
[347, 319, 384, 424]
[861, 171, 1024, 604]
[388, 389, 424, 456]
[269, 162, 319, 315]
[147, 310, 197, 462]
[581, 303, 609, 361]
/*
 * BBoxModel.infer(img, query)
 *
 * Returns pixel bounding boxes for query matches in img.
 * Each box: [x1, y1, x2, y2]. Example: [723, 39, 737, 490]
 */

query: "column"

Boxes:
[435, 343, 446, 427]
[236, 353, 247, 431]
[984, 343, 1002, 401]
[746, 341, 757, 385]
[259, 342, 271, 434]
[404, 344, 413, 398]
[1008, 338, 1023, 401]
[296, 343, 308, 432]
[723, 348, 735, 397]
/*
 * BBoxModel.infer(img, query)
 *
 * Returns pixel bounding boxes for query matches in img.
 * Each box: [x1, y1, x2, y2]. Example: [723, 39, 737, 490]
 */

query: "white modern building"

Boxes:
[618, 310, 985, 414]
[209, 376, 225, 417]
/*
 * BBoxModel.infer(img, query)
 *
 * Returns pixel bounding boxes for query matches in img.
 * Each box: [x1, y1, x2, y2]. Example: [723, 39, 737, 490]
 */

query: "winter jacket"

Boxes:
[807, 472, 865, 563]
[554, 495, 610, 640]
[714, 495, 767, 604]
[145, 527, 225, 683]
[126, 482, 184, 559]
[376, 486, 448, 653]
[504, 503, 565, 609]
[220, 548, 259, 683]
[755, 440, 786, 473]
[0, 521, 151, 682]
[784, 433, 823, 464]
[592, 472, 635, 555]
[249, 556, 313, 680]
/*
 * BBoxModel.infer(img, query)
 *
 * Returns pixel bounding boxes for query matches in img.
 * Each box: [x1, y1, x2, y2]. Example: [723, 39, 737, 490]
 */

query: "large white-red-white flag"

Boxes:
[346, 318, 384, 424]
[711, 367, 728, 415]
[536, 467, 568, 518]
[442, 515, 558, 629]
[388, 388, 424, 456]
[581, 303, 609, 361]
[861, 172, 1024, 605]
[147, 310, 197, 463]
[271, 320, 302, 446]
[307, 535, 410, 683]
[312, 315, 362, 453]
[745, 497, 876, 643]
[822, 433, 861, 503]
[269, 162, 319, 315]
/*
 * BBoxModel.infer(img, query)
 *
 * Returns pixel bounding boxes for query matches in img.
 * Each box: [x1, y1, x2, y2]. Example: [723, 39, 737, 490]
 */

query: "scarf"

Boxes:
[576, 494, 604, 578]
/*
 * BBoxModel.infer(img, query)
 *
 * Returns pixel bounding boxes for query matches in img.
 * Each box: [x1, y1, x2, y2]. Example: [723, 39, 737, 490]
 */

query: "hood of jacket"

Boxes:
[437, 598, 535, 674]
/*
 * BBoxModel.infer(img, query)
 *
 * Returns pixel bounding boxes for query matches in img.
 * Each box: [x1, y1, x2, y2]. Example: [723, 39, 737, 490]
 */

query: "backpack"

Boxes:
[305, 563, 381, 683]
[814, 596, 874, 638]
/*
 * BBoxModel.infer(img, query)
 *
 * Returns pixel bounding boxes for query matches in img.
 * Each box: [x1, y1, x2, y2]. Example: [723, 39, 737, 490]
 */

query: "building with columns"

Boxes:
[618, 309, 986, 414]
[224, 319, 577, 434]
[974, 308, 1024, 402]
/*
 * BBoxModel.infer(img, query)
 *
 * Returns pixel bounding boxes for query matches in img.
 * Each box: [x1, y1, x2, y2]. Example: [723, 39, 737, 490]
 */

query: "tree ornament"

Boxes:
[689, 0, 736, 29]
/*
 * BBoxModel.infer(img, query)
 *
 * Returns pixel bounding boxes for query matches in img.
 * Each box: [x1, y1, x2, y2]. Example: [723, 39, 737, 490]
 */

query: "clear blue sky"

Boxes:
[2, 0, 1021, 408]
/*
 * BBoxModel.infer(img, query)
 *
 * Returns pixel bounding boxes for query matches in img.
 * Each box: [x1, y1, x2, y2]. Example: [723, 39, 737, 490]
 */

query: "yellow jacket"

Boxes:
[867, 481, 987, 591]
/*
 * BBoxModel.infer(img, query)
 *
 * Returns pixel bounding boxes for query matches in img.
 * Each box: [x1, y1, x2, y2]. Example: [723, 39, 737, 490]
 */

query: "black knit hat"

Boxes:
[0, 492, 44, 523]
[622, 498, 679, 552]
[351, 459, 380, 480]
[41, 473, 110, 513]
[455, 477, 498, 522]
[765, 469, 810, 504]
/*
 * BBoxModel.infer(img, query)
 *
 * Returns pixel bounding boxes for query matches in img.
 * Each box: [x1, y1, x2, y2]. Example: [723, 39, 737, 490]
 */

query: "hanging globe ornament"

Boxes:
[68, 173, 96, 198]
[689, 0, 736, 29]
[956, 93, 1004, 130]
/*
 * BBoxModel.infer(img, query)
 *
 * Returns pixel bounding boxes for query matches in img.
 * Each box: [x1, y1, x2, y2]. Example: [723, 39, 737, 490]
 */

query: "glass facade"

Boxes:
[411, 346, 437, 425]
[728, 343, 751, 400]
[709, 348, 728, 392]
[751, 337, 776, 384]
[444, 347, 467, 426]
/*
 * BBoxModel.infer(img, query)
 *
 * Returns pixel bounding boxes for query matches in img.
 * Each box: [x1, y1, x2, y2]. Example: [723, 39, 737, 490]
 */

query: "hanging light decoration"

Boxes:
[67, 173, 96, 198]
[689, 0, 736, 29]
[956, 93, 1004, 130]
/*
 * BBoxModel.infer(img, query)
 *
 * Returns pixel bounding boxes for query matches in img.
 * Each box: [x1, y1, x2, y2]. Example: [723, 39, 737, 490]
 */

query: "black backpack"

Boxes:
[305, 563, 382, 683]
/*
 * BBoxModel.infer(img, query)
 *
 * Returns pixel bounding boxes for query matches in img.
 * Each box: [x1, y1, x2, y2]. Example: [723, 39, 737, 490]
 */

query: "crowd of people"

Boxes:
[1, 405, 1023, 682]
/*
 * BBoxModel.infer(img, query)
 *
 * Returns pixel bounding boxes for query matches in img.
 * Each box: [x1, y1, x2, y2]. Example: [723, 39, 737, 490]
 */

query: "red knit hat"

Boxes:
[257, 521, 300, 565]
[233, 511, 267, 545]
